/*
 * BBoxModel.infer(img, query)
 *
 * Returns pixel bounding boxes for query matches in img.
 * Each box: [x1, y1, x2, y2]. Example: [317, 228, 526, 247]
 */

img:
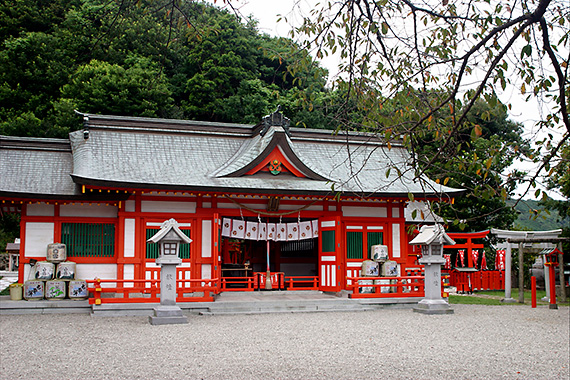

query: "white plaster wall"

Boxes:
[392, 207, 400, 218]
[125, 200, 136, 212]
[26, 203, 54, 216]
[76, 264, 117, 287]
[60, 204, 118, 217]
[23, 264, 33, 281]
[342, 206, 387, 217]
[202, 220, 212, 258]
[146, 222, 191, 228]
[201, 264, 212, 279]
[123, 264, 135, 287]
[391, 223, 401, 258]
[141, 201, 196, 213]
[217, 202, 239, 209]
[24, 222, 54, 258]
[123, 218, 136, 258]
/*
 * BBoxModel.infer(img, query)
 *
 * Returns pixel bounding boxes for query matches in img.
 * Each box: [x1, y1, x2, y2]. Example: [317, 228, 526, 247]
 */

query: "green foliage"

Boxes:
[540, 141, 570, 254]
[448, 295, 503, 305]
[0, 213, 20, 253]
[58, 57, 173, 118]
[404, 96, 525, 231]
[289, 0, 569, 228]
[510, 199, 569, 231]
[0, 0, 328, 136]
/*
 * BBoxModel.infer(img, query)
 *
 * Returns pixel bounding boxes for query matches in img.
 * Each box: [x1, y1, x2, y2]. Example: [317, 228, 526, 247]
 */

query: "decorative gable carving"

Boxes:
[213, 110, 329, 181]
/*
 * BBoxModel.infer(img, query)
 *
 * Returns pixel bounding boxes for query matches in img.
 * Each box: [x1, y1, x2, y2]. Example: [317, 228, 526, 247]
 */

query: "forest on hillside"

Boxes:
[0, 0, 335, 137]
[510, 200, 570, 231]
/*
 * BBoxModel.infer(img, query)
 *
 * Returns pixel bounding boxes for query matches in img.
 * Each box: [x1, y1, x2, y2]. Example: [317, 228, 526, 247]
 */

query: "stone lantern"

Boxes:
[410, 224, 455, 315]
[147, 218, 192, 325]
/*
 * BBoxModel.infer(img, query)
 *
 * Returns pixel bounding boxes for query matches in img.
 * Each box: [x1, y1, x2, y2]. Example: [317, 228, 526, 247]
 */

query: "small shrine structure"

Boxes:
[491, 229, 563, 303]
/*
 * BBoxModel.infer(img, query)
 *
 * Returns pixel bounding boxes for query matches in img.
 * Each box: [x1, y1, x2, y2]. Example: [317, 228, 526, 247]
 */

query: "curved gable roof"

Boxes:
[211, 125, 329, 181]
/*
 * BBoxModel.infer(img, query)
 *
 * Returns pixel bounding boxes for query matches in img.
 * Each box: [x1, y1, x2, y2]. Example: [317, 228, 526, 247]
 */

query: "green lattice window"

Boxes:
[61, 223, 115, 257]
[346, 231, 363, 259]
[321, 230, 336, 253]
[367, 232, 383, 259]
[145, 228, 191, 259]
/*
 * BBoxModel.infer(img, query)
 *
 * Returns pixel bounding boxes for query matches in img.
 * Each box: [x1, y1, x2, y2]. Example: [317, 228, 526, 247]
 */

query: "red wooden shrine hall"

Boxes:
[0, 110, 463, 302]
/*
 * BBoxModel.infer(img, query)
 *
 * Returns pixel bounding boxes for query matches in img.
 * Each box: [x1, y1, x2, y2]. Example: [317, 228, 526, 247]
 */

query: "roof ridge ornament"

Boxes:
[260, 106, 291, 137]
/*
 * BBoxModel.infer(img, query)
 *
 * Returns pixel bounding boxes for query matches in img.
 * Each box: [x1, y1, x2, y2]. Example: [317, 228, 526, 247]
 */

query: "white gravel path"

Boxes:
[1, 304, 568, 380]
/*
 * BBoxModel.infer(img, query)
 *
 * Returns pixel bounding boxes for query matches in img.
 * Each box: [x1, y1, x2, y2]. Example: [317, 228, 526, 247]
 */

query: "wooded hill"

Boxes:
[509, 199, 570, 231]
[0, 0, 330, 138]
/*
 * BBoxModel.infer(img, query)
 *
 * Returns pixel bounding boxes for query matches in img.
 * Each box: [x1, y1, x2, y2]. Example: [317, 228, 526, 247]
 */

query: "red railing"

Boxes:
[449, 270, 504, 292]
[218, 273, 318, 291]
[254, 272, 285, 290]
[220, 276, 256, 291]
[284, 276, 319, 290]
[87, 278, 217, 305]
[347, 276, 425, 298]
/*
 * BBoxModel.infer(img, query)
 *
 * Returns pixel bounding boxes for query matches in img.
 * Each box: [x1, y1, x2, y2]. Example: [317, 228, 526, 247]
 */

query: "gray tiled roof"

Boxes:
[0, 136, 77, 197]
[1, 113, 463, 198]
[69, 113, 461, 197]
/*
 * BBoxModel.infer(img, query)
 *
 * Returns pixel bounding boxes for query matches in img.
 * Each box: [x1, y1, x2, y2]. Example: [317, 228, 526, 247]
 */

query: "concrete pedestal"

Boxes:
[413, 256, 453, 315]
[149, 256, 188, 325]
[149, 305, 188, 325]
[413, 299, 454, 315]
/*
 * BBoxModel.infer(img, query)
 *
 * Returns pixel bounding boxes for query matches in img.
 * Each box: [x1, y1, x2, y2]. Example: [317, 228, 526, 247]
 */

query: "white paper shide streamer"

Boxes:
[221, 218, 318, 241]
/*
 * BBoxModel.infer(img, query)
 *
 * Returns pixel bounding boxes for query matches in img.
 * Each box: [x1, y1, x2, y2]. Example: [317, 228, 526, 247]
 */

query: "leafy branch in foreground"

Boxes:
[285, 0, 568, 211]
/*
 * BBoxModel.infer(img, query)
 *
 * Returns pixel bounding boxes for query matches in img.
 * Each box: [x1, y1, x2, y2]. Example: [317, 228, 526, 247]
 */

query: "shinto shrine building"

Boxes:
[0, 111, 462, 297]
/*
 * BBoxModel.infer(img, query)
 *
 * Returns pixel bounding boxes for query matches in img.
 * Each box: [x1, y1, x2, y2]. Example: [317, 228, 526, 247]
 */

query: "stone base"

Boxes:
[413, 299, 454, 315]
[148, 305, 188, 325]
[501, 297, 517, 303]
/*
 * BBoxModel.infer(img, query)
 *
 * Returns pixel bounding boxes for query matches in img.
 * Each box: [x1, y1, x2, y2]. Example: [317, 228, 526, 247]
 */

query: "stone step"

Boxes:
[0, 298, 91, 315]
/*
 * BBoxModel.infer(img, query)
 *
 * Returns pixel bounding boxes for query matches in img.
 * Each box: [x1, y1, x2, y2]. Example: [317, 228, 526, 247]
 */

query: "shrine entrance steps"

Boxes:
[1, 291, 422, 317]
[200, 291, 421, 315]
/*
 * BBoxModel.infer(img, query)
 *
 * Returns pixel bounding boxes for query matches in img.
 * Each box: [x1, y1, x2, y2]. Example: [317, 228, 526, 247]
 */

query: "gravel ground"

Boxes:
[1, 304, 568, 380]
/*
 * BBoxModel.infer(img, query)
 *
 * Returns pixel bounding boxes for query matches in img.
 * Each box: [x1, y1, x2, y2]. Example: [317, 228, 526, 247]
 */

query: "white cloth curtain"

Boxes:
[258, 223, 267, 241]
[231, 220, 245, 239]
[223, 219, 318, 241]
[222, 218, 232, 238]
[311, 220, 319, 238]
[299, 221, 312, 240]
[276, 223, 287, 241]
[246, 221, 259, 240]
[287, 223, 299, 241]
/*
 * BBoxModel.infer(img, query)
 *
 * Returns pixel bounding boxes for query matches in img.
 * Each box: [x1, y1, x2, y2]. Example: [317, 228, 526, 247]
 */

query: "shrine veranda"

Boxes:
[1, 111, 478, 300]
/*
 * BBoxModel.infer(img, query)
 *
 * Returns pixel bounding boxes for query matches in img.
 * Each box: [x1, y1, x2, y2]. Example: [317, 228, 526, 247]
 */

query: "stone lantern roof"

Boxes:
[410, 224, 455, 246]
[147, 218, 192, 244]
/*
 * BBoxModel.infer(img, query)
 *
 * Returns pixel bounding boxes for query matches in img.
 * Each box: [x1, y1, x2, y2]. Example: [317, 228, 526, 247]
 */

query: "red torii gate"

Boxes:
[445, 230, 490, 268]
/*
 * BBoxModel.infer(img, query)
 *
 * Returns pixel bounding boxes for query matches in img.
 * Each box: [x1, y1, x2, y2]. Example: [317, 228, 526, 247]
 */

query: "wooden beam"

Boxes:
[506, 238, 569, 244]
